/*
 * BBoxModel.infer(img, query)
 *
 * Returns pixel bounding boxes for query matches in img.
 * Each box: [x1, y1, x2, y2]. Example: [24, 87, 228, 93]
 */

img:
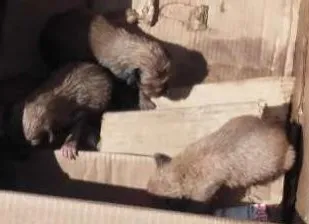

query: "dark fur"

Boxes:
[40, 8, 171, 110]
[13, 62, 113, 159]
[147, 115, 295, 203]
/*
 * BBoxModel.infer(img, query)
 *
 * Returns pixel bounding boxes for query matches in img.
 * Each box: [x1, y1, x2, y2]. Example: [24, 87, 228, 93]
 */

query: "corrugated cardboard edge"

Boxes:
[0, 190, 269, 224]
[291, 0, 309, 223]
[290, 0, 309, 125]
[293, 0, 309, 220]
[154, 76, 295, 109]
[293, 67, 309, 223]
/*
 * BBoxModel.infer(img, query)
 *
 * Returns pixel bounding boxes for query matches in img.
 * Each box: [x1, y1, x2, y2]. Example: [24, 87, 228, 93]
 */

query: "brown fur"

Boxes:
[18, 62, 113, 159]
[40, 8, 171, 110]
[147, 115, 295, 202]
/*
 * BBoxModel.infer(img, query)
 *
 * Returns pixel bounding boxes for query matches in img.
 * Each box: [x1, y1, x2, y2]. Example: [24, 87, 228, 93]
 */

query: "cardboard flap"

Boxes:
[0, 190, 265, 224]
[13, 151, 284, 207]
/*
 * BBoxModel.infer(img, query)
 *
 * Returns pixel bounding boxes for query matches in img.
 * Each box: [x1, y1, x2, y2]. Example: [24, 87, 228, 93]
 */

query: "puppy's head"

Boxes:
[136, 41, 172, 98]
[22, 102, 54, 146]
[147, 153, 183, 199]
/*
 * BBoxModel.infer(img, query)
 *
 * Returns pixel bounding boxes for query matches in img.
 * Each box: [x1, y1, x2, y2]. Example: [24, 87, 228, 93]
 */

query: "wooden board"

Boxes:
[154, 76, 295, 109]
[99, 102, 269, 155]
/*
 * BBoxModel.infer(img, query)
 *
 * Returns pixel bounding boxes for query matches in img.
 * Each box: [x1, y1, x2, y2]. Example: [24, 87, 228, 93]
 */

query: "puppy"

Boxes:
[147, 115, 295, 203]
[40, 8, 171, 110]
[14, 62, 113, 159]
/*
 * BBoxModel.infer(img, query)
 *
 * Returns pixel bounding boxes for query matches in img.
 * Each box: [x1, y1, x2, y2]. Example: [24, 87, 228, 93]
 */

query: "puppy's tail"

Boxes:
[283, 145, 296, 171]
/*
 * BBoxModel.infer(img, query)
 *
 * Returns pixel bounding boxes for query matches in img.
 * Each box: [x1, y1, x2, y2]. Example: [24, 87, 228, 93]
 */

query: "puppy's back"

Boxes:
[50, 62, 113, 111]
[216, 116, 294, 187]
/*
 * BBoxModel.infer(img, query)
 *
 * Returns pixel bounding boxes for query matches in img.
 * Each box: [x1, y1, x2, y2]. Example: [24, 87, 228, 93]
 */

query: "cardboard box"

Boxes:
[0, 95, 289, 223]
[2, 151, 280, 223]
[1, 0, 309, 223]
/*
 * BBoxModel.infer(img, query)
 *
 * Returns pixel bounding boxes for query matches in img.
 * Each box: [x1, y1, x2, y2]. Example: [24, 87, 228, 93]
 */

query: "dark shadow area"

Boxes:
[108, 76, 140, 111]
[210, 186, 247, 209]
[0, 72, 47, 107]
[260, 103, 303, 223]
[282, 106, 303, 223]
[152, 0, 160, 26]
[293, 211, 307, 224]
[0, 0, 8, 44]
[3, 150, 210, 214]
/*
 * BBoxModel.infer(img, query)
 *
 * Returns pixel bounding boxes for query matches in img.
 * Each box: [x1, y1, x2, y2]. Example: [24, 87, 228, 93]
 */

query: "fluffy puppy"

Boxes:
[40, 8, 171, 110]
[147, 115, 295, 203]
[16, 62, 113, 159]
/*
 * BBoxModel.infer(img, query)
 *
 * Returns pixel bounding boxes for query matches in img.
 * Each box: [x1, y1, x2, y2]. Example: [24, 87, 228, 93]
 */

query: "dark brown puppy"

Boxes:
[19, 62, 113, 159]
[147, 115, 295, 203]
[40, 8, 171, 110]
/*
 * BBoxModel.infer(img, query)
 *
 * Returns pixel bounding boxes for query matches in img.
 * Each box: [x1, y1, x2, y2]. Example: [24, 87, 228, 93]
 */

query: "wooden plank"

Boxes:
[154, 76, 295, 109]
[99, 101, 274, 156]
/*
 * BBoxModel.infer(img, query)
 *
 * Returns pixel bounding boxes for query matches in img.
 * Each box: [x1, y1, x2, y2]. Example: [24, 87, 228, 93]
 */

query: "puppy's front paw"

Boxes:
[139, 98, 156, 110]
[60, 141, 78, 160]
[139, 91, 156, 110]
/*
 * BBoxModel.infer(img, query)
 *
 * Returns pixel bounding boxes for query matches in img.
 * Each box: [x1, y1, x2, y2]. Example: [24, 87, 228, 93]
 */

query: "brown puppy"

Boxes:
[147, 115, 295, 203]
[19, 62, 113, 159]
[40, 8, 171, 110]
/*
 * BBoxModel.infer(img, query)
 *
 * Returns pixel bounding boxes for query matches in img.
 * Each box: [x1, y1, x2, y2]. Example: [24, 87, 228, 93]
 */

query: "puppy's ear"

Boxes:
[154, 153, 172, 168]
